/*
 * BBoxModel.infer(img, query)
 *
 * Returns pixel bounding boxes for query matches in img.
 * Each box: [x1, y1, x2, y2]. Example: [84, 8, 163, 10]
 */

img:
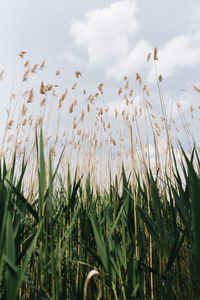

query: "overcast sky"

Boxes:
[0, 0, 200, 141]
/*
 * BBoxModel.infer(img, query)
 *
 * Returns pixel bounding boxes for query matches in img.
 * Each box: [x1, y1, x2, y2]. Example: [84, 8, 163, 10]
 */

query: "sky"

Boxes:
[0, 0, 200, 144]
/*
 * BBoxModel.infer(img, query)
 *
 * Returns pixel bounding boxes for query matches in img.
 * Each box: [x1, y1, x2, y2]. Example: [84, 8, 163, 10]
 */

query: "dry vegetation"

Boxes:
[1, 49, 200, 191]
[0, 49, 200, 299]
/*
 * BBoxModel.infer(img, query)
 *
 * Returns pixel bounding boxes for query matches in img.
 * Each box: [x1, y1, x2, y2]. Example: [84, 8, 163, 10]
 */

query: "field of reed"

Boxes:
[0, 49, 200, 299]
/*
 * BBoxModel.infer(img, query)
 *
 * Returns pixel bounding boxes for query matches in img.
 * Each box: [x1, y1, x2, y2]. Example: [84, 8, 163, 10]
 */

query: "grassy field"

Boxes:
[0, 50, 200, 299]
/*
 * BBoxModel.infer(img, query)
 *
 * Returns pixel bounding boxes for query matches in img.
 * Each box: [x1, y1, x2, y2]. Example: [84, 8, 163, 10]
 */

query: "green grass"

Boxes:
[1, 50, 200, 299]
[0, 129, 200, 300]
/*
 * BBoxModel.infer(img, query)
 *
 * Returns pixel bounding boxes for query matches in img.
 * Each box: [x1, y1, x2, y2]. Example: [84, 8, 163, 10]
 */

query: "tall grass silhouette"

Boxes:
[0, 49, 200, 299]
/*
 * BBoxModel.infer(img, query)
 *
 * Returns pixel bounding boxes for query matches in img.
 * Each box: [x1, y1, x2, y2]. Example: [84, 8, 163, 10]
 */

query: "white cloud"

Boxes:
[147, 34, 200, 82]
[70, 0, 139, 69]
[189, 3, 200, 46]
[106, 39, 151, 79]
[69, 0, 200, 82]
[64, 51, 83, 64]
[190, 3, 200, 31]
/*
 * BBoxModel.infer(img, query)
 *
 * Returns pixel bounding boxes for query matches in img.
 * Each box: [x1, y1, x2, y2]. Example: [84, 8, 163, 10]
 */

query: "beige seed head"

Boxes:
[136, 73, 141, 84]
[23, 69, 30, 81]
[98, 83, 103, 89]
[135, 107, 138, 116]
[22, 104, 27, 116]
[118, 87, 122, 95]
[48, 84, 53, 91]
[0, 70, 5, 80]
[55, 135, 58, 144]
[40, 60, 45, 70]
[16, 141, 22, 149]
[90, 96, 95, 103]
[40, 98, 46, 107]
[80, 110, 85, 121]
[7, 134, 13, 143]
[129, 89, 134, 97]
[146, 101, 152, 110]
[28, 117, 33, 126]
[22, 118, 27, 126]
[37, 117, 43, 126]
[24, 60, 29, 68]
[19, 51, 26, 58]
[31, 64, 38, 73]
[7, 120, 14, 129]
[87, 94, 92, 101]
[59, 89, 67, 108]
[125, 80, 129, 90]
[73, 121, 77, 129]
[147, 52, 151, 61]
[40, 81, 45, 94]
[69, 103, 74, 113]
[75, 71, 82, 78]
[98, 108, 103, 115]
[156, 129, 160, 136]
[193, 84, 200, 93]
[27, 88, 33, 103]
[72, 82, 77, 90]
[154, 47, 159, 61]
[98, 85, 104, 95]
[110, 137, 116, 146]
[143, 85, 147, 91]
[51, 147, 55, 156]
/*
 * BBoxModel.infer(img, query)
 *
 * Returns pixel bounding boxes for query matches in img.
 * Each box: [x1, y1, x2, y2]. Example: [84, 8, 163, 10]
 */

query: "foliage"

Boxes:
[0, 130, 200, 299]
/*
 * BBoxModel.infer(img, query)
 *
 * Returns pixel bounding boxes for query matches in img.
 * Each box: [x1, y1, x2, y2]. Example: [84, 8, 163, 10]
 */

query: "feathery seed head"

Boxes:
[154, 47, 159, 61]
